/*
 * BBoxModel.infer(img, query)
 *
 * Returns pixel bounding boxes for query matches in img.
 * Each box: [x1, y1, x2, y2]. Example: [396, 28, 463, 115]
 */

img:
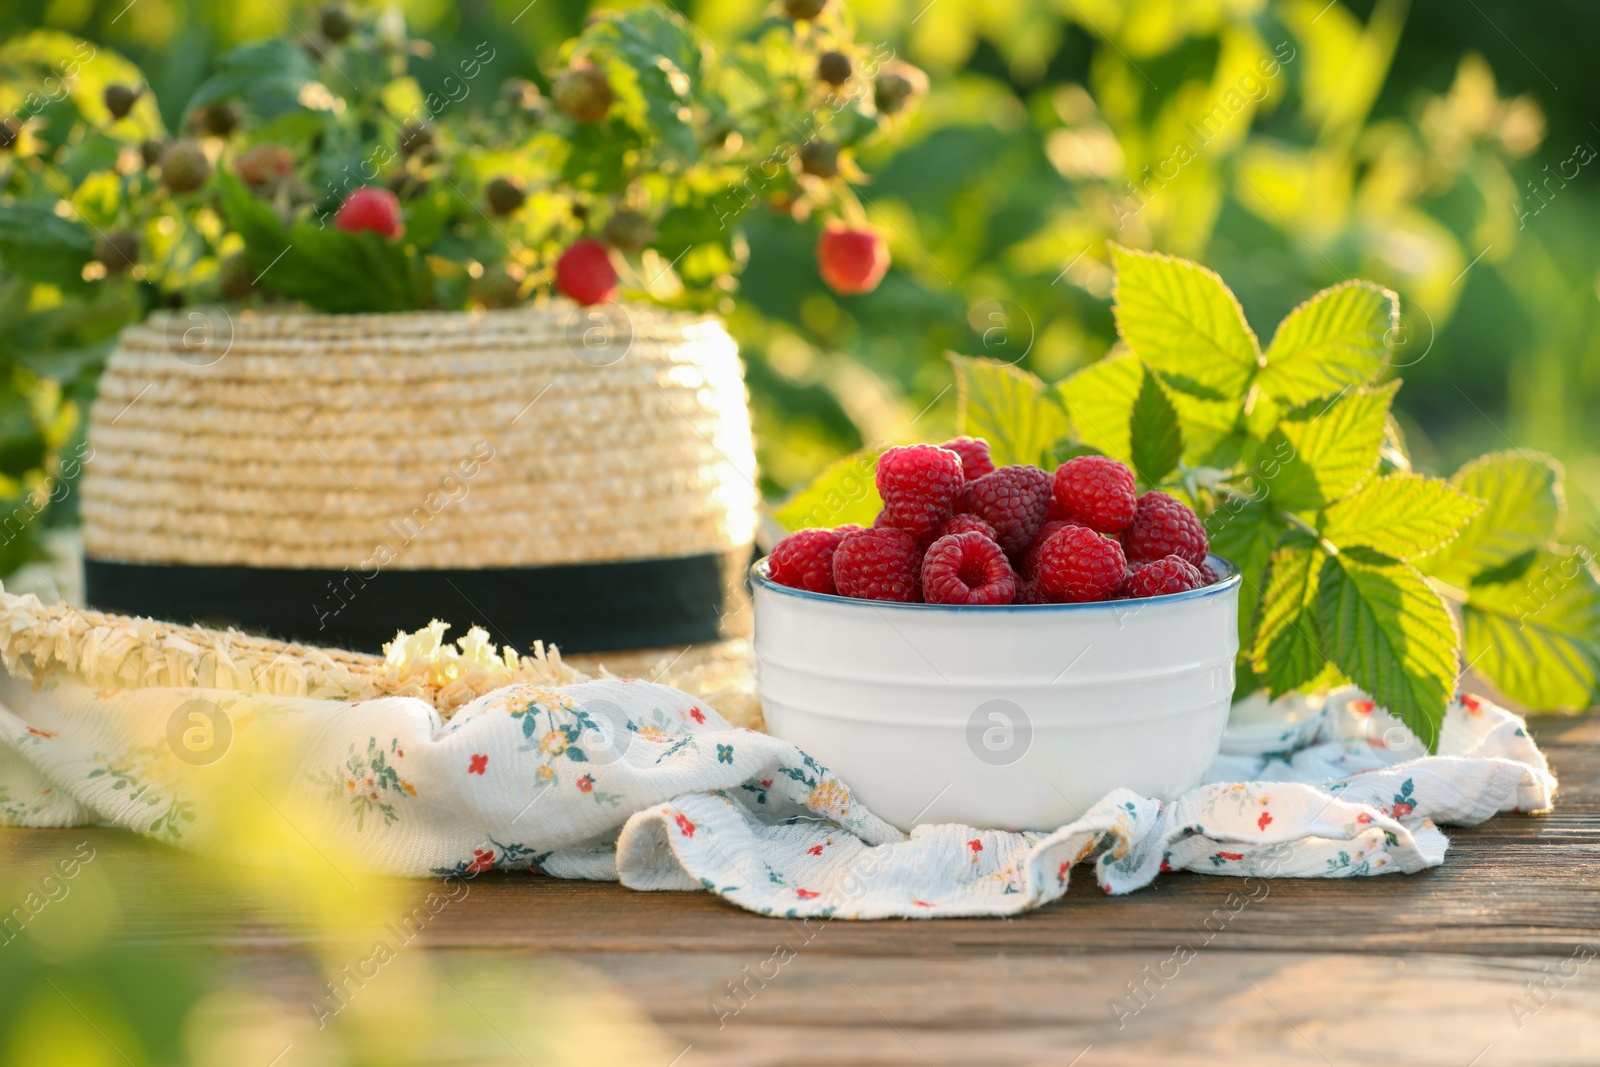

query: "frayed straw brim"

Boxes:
[0, 589, 762, 729]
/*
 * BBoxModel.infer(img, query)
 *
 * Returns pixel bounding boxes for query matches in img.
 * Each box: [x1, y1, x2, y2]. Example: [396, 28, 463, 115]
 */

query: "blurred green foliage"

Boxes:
[0, 0, 1594, 552]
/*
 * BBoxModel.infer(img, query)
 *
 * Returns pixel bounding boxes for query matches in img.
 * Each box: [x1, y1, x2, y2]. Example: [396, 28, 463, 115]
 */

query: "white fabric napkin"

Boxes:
[0, 673, 1555, 918]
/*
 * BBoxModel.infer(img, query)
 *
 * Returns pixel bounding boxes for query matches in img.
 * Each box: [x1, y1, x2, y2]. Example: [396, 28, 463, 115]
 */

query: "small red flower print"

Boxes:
[674, 812, 696, 837]
[1350, 699, 1376, 715]
[913, 899, 934, 908]
[796, 888, 820, 899]
[396, 747, 404, 758]
[1160, 858, 1172, 873]
[1460, 693, 1482, 714]
[807, 844, 824, 856]
[689, 706, 706, 724]
[24, 726, 55, 739]
[1392, 802, 1414, 818]
[1102, 883, 1113, 894]
[468, 753, 488, 775]
[967, 838, 983, 852]
[760, 779, 773, 788]
[577, 775, 594, 793]
[1057, 860, 1072, 883]
[1217, 852, 1244, 862]
[1356, 812, 1372, 824]
[466, 849, 495, 875]
[1258, 811, 1273, 831]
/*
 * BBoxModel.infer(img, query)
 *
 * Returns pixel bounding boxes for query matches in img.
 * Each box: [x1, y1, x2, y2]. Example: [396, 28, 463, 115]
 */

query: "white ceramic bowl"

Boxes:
[751, 555, 1241, 831]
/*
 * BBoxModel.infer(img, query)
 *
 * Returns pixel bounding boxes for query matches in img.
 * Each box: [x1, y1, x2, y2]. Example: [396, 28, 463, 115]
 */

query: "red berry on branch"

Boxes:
[817, 224, 889, 295]
[335, 186, 405, 239]
[555, 238, 618, 306]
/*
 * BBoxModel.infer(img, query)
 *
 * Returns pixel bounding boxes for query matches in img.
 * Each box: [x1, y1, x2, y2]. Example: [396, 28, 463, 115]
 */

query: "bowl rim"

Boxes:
[751, 552, 1241, 612]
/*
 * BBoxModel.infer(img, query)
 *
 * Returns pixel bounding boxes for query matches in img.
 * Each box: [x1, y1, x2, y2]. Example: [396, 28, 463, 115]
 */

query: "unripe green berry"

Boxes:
[552, 65, 613, 124]
[603, 208, 657, 253]
[817, 51, 851, 87]
[485, 176, 527, 216]
[319, 3, 355, 42]
[160, 139, 212, 194]
[104, 83, 140, 121]
[799, 139, 839, 179]
[94, 230, 140, 275]
[783, 0, 828, 20]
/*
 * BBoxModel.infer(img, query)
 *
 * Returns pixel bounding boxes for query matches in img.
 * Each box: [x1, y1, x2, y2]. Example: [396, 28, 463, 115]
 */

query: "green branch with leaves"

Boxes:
[780, 245, 1600, 749]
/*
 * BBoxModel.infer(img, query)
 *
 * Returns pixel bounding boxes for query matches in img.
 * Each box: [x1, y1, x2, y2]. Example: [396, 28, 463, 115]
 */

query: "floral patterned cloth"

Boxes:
[0, 673, 1555, 919]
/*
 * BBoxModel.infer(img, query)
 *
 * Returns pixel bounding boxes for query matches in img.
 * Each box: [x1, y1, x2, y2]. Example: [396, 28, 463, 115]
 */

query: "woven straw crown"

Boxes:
[81, 304, 760, 571]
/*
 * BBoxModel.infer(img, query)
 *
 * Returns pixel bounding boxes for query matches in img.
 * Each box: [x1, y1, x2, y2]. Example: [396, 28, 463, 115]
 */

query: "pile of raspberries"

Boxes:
[767, 438, 1219, 605]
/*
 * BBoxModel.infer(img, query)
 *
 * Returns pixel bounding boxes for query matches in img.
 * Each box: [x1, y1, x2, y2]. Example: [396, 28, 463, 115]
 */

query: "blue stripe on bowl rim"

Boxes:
[751, 553, 1240, 612]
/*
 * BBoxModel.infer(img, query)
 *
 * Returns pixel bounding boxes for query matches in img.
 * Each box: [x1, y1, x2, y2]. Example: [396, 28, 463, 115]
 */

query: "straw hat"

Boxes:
[79, 303, 759, 654]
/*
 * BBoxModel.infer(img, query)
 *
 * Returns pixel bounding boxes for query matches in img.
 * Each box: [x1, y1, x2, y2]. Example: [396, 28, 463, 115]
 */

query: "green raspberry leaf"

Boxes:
[185, 38, 319, 120]
[1205, 496, 1290, 648]
[1417, 451, 1563, 588]
[585, 6, 704, 164]
[1258, 280, 1398, 405]
[951, 354, 1071, 469]
[1316, 551, 1459, 752]
[0, 203, 95, 290]
[1261, 381, 1398, 512]
[1110, 244, 1260, 400]
[1128, 367, 1184, 488]
[774, 447, 883, 532]
[1320, 473, 1485, 560]
[1251, 538, 1332, 697]
[1056, 351, 1142, 466]
[1462, 548, 1600, 712]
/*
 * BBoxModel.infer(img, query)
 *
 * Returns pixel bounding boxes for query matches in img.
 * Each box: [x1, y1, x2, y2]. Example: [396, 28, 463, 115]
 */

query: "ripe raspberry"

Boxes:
[962, 465, 1052, 556]
[832, 527, 921, 602]
[335, 186, 405, 239]
[940, 436, 995, 481]
[1122, 555, 1207, 599]
[937, 513, 997, 541]
[817, 224, 889, 295]
[921, 532, 1016, 605]
[1018, 520, 1070, 579]
[555, 238, 618, 306]
[1035, 525, 1126, 603]
[768, 525, 861, 595]
[1012, 578, 1044, 605]
[875, 444, 963, 543]
[1122, 491, 1208, 567]
[1051, 455, 1137, 534]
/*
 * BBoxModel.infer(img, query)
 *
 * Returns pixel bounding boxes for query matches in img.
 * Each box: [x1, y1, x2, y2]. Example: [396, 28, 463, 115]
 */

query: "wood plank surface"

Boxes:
[2, 712, 1597, 1065]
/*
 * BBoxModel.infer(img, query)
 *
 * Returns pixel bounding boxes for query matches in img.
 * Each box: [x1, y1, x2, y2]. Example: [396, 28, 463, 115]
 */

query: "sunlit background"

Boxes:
[1, 0, 1596, 1063]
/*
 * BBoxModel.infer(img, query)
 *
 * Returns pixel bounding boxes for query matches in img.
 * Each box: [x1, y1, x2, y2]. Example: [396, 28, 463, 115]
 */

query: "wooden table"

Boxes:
[5, 712, 1599, 1066]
